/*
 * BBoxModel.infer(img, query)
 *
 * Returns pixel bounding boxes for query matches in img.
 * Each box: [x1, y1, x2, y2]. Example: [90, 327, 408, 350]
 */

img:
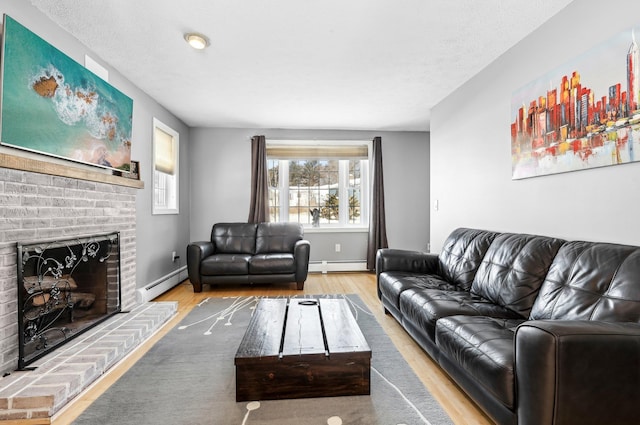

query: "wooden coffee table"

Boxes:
[234, 297, 371, 402]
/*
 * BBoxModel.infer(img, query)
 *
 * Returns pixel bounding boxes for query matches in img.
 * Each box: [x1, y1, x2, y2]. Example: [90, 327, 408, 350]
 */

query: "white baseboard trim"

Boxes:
[136, 266, 188, 303]
[308, 261, 368, 274]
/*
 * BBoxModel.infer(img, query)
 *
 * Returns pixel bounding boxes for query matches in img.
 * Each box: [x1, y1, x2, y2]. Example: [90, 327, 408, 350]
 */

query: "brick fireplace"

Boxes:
[0, 154, 177, 421]
[0, 161, 139, 375]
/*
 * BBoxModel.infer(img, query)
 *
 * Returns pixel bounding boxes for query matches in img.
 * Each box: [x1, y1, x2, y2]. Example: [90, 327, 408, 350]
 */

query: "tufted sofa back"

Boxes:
[256, 222, 304, 253]
[211, 223, 258, 254]
[470, 233, 566, 317]
[437, 228, 500, 291]
[530, 241, 640, 323]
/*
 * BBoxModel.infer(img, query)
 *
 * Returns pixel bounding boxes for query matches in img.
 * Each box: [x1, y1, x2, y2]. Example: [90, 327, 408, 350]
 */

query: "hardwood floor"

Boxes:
[52, 272, 494, 425]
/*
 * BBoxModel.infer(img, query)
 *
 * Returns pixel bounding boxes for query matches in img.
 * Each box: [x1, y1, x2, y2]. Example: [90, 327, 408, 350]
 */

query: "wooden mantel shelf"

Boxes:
[0, 152, 144, 189]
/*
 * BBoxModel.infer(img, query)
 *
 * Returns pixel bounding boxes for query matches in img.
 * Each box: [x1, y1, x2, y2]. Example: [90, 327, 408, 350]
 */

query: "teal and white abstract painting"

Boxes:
[0, 14, 133, 171]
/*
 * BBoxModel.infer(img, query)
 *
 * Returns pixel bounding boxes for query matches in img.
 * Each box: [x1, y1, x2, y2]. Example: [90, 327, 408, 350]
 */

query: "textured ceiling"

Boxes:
[30, 0, 574, 131]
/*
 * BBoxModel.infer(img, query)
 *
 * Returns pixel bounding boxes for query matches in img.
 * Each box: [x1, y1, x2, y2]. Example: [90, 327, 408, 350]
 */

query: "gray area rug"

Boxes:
[72, 295, 453, 425]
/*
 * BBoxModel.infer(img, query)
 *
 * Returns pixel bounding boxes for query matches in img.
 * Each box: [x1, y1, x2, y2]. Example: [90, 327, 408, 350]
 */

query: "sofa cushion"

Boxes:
[437, 228, 500, 291]
[436, 315, 526, 410]
[530, 241, 640, 322]
[200, 254, 251, 275]
[211, 223, 257, 254]
[256, 222, 303, 254]
[378, 272, 459, 312]
[399, 288, 522, 341]
[249, 253, 296, 274]
[470, 233, 565, 317]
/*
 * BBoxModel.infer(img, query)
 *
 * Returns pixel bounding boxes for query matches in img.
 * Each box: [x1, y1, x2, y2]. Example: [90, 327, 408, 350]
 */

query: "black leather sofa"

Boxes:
[187, 222, 310, 292]
[377, 227, 640, 425]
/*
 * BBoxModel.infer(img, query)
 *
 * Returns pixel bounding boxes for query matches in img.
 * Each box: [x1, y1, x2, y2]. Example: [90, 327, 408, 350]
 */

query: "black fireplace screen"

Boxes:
[17, 232, 121, 370]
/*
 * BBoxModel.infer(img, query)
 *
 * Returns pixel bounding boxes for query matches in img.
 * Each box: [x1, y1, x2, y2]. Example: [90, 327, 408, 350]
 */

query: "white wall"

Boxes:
[189, 128, 429, 262]
[0, 1, 191, 288]
[430, 0, 640, 252]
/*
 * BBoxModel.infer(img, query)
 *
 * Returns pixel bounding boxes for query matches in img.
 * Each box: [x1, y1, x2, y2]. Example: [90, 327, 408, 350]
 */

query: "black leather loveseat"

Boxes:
[377, 227, 640, 425]
[187, 222, 310, 292]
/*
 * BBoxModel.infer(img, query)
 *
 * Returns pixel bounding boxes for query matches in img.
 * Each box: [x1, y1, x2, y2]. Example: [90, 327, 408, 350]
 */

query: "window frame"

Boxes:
[152, 118, 179, 215]
[267, 140, 371, 230]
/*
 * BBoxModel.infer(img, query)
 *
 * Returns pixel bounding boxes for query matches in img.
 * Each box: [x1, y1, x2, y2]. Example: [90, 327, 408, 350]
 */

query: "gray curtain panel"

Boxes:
[247, 135, 269, 223]
[367, 136, 388, 270]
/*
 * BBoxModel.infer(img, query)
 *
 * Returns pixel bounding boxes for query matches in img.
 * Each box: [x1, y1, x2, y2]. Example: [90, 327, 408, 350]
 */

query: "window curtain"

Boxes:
[247, 135, 269, 223]
[366, 136, 388, 270]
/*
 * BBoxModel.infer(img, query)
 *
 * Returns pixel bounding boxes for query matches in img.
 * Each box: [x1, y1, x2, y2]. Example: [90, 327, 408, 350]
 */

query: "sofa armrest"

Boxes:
[376, 249, 439, 300]
[187, 241, 214, 292]
[515, 320, 640, 425]
[375, 248, 439, 277]
[293, 239, 311, 285]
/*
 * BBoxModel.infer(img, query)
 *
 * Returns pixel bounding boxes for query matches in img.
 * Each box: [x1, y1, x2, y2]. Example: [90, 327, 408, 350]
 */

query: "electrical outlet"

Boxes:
[335, 243, 341, 253]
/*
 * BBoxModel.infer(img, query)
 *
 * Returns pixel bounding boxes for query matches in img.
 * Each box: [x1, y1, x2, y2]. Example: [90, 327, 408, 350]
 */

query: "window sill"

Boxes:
[152, 208, 179, 215]
[303, 226, 368, 234]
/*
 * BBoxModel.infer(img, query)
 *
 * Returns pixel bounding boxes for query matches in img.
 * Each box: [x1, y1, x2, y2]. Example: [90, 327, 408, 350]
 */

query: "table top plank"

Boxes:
[235, 298, 287, 364]
[282, 298, 326, 357]
[320, 298, 371, 357]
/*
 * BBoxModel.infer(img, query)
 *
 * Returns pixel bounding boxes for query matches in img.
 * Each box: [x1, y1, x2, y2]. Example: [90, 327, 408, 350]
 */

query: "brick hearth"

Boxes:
[0, 301, 176, 421]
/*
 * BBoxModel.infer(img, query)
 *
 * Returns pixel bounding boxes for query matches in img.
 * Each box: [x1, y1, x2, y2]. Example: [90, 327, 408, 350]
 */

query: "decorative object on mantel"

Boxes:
[0, 14, 134, 173]
[124, 160, 140, 180]
[511, 24, 640, 179]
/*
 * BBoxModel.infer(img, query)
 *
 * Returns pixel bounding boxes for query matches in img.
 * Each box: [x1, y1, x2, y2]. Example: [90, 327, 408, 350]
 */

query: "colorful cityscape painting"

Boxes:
[511, 25, 640, 179]
[0, 15, 133, 171]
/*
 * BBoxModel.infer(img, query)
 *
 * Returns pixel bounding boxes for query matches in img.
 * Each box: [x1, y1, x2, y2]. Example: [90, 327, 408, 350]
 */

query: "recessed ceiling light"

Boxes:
[184, 33, 209, 50]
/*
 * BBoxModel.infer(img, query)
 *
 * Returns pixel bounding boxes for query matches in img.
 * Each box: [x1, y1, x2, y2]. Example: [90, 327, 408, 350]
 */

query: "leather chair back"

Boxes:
[211, 223, 258, 254]
[256, 222, 303, 254]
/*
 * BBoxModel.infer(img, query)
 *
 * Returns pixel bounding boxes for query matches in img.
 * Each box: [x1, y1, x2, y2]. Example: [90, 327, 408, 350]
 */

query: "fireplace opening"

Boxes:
[17, 232, 121, 370]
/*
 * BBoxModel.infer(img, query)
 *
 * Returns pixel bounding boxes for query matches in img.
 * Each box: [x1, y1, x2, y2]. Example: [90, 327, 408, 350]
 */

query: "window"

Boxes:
[152, 118, 179, 214]
[267, 141, 370, 228]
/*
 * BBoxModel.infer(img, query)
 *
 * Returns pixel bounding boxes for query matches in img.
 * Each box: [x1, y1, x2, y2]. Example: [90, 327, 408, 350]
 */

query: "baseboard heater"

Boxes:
[136, 266, 188, 303]
[308, 260, 368, 274]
